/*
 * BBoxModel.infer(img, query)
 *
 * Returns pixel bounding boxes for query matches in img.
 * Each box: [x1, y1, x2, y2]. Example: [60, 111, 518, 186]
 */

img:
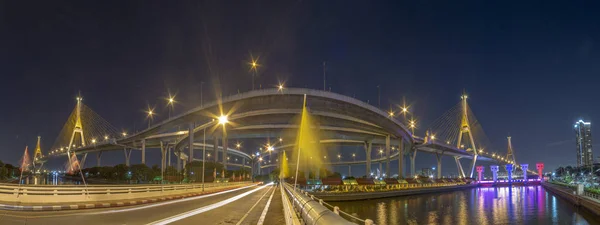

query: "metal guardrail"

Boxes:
[0, 182, 250, 196]
[282, 182, 374, 225]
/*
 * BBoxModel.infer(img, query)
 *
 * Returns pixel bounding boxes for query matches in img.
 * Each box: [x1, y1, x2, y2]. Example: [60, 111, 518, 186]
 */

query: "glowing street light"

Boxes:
[122, 132, 127, 137]
[218, 115, 229, 125]
[104, 135, 109, 140]
[278, 84, 284, 91]
[166, 94, 176, 119]
[91, 139, 96, 144]
[249, 57, 260, 90]
[236, 143, 241, 149]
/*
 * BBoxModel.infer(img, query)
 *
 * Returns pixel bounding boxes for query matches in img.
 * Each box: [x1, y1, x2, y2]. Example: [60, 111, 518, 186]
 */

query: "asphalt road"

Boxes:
[0, 183, 284, 225]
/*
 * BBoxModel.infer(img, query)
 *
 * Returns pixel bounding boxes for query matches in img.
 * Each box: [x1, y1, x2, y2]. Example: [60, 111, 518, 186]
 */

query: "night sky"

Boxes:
[1, 1, 600, 175]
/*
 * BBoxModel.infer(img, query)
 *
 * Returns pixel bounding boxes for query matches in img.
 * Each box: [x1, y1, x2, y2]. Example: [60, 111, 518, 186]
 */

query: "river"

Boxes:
[333, 186, 600, 225]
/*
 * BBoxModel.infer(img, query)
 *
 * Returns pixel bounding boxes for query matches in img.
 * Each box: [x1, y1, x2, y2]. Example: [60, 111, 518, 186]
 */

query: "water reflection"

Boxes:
[20, 174, 83, 185]
[333, 186, 600, 225]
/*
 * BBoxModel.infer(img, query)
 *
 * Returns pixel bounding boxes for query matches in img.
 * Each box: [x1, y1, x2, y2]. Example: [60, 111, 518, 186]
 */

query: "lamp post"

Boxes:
[146, 108, 155, 128]
[201, 126, 206, 191]
[250, 58, 259, 90]
[167, 95, 175, 119]
[218, 115, 228, 179]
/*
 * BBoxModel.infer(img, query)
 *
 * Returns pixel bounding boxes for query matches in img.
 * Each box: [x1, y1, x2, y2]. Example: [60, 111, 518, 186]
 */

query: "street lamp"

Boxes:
[218, 115, 228, 125]
[249, 57, 260, 90]
[278, 84, 284, 92]
[146, 107, 155, 128]
[166, 95, 175, 119]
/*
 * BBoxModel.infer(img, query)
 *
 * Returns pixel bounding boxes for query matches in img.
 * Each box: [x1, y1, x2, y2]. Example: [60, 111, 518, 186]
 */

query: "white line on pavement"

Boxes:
[235, 185, 275, 225]
[256, 184, 276, 225]
[147, 184, 272, 225]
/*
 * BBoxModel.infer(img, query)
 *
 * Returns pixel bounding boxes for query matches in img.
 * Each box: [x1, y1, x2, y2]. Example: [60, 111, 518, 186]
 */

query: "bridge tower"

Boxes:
[456, 92, 479, 178]
[66, 96, 86, 172]
[506, 136, 517, 166]
[33, 136, 43, 169]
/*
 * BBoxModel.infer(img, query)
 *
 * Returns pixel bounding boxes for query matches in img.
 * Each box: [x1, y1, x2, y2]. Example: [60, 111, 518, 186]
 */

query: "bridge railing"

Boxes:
[0, 182, 248, 196]
[300, 181, 469, 193]
[0, 181, 252, 204]
[282, 182, 374, 225]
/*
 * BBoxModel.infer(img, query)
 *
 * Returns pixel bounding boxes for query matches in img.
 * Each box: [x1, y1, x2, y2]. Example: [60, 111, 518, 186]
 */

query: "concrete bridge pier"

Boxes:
[222, 131, 228, 178]
[213, 136, 219, 163]
[385, 135, 390, 177]
[80, 153, 88, 169]
[490, 165, 499, 183]
[435, 153, 443, 178]
[505, 164, 513, 183]
[410, 147, 417, 176]
[365, 141, 372, 177]
[123, 148, 132, 167]
[188, 123, 194, 163]
[536, 163, 544, 180]
[96, 151, 102, 167]
[454, 156, 466, 178]
[141, 139, 146, 164]
[398, 139, 404, 178]
[168, 147, 171, 167]
[521, 164, 529, 182]
[348, 165, 351, 177]
[476, 166, 484, 182]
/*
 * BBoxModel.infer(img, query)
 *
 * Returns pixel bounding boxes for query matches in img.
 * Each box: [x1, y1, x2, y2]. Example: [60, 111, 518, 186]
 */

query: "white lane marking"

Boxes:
[256, 185, 276, 225]
[0, 185, 256, 219]
[147, 184, 271, 225]
[235, 185, 275, 225]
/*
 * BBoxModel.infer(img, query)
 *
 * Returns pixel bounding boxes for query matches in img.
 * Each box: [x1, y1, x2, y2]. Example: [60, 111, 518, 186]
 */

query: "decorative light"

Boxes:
[278, 84, 284, 91]
[104, 135, 109, 140]
[91, 139, 96, 143]
[122, 132, 127, 137]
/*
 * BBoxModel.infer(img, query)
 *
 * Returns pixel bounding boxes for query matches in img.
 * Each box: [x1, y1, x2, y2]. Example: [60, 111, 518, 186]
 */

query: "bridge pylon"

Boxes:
[456, 92, 478, 178]
[66, 96, 86, 173]
[33, 136, 44, 170]
[506, 136, 517, 165]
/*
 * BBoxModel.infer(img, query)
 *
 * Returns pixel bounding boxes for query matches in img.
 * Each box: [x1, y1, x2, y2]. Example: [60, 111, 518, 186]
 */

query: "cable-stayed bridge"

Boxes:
[35, 88, 538, 179]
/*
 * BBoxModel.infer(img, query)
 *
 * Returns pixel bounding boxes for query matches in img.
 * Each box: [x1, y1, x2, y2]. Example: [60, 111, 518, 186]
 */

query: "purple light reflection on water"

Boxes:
[333, 186, 599, 225]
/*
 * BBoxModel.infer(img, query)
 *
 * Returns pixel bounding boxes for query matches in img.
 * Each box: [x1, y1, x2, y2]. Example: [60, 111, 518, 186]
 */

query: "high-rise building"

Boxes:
[574, 120, 593, 167]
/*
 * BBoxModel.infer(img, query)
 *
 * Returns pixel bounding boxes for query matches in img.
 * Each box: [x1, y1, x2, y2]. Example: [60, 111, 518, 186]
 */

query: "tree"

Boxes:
[113, 164, 129, 180]
[130, 164, 153, 182]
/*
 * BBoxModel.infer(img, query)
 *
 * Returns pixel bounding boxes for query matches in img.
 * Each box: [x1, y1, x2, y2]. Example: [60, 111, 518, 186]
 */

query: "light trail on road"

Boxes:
[147, 183, 272, 225]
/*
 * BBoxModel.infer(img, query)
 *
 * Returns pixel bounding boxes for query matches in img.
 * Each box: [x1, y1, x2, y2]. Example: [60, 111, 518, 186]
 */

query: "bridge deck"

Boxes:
[0, 184, 283, 225]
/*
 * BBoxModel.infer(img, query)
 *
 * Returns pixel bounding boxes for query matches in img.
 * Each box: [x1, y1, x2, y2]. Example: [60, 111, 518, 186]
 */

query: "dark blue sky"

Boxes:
[1, 1, 599, 175]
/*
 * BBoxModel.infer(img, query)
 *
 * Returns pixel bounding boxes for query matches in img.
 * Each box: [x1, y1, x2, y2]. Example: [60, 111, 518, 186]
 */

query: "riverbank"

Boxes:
[542, 182, 600, 216]
[313, 183, 477, 201]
